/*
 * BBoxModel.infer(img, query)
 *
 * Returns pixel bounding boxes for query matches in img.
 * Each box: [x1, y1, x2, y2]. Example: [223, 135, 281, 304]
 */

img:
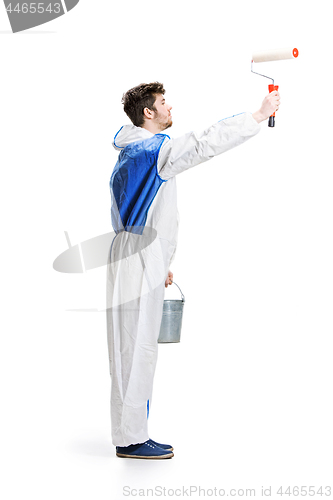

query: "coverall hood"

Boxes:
[113, 124, 153, 151]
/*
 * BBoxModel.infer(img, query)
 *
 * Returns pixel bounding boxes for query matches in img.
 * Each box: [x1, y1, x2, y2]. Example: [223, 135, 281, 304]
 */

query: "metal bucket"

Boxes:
[158, 282, 185, 343]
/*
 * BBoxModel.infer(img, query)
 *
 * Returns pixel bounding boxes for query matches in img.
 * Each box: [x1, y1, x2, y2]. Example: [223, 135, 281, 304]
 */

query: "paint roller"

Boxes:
[251, 47, 299, 127]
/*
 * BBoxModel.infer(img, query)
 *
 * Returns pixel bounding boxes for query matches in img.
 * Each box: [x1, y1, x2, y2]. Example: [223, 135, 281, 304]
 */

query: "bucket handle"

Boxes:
[170, 281, 185, 302]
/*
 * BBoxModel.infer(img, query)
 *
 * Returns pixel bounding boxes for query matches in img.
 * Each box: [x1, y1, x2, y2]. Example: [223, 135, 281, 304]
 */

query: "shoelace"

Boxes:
[144, 441, 156, 449]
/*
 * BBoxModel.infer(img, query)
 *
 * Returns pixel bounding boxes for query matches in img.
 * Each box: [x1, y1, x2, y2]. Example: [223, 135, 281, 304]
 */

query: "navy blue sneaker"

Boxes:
[116, 440, 174, 459]
[148, 439, 173, 451]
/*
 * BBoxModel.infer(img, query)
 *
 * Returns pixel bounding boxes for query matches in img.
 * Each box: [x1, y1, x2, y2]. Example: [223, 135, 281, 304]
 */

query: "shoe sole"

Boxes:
[116, 452, 174, 459]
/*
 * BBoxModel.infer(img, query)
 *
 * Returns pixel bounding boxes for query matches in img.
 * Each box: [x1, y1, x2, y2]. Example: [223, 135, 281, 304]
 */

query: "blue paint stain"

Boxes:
[147, 399, 149, 419]
[110, 134, 168, 235]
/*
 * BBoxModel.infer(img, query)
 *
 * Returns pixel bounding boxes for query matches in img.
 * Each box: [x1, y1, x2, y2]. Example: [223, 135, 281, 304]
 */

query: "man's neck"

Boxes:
[141, 122, 163, 135]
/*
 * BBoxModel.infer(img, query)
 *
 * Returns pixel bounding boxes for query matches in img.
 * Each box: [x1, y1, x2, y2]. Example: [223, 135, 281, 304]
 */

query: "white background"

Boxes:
[1, 0, 332, 498]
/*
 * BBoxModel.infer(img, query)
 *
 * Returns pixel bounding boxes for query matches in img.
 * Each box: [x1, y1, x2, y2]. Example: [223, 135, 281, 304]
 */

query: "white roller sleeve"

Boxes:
[252, 47, 298, 63]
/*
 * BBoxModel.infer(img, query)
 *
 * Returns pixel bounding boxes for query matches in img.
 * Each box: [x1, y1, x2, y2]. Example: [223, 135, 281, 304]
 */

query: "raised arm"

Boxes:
[157, 92, 280, 180]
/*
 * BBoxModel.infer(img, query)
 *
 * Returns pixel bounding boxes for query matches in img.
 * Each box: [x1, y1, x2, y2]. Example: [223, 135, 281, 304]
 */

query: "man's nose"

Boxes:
[167, 104, 172, 111]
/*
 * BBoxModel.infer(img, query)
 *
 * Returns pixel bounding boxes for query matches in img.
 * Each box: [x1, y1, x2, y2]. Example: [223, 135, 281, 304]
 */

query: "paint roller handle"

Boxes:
[252, 90, 280, 124]
[268, 84, 279, 127]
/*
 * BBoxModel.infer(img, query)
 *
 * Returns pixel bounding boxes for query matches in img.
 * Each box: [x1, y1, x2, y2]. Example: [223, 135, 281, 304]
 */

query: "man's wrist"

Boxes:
[252, 110, 265, 123]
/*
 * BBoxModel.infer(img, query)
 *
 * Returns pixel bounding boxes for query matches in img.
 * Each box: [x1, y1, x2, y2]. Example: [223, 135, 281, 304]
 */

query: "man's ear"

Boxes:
[143, 107, 154, 120]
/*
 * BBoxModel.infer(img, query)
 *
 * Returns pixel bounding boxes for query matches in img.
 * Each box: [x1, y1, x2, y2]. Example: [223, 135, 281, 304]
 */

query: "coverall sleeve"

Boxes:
[157, 112, 260, 180]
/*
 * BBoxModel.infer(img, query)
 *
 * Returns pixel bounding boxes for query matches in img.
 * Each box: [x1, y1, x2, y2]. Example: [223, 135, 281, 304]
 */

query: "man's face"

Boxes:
[151, 94, 173, 131]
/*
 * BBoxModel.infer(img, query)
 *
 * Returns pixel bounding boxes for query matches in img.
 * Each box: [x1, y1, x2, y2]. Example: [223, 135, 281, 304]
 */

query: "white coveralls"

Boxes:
[107, 112, 260, 446]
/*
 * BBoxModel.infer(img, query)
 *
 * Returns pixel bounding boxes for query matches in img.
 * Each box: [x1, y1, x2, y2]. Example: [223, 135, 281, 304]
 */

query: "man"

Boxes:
[107, 82, 280, 459]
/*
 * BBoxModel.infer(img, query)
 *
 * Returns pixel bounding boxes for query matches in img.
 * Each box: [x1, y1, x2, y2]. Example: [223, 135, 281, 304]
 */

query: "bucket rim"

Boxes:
[163, 299, 185, 304]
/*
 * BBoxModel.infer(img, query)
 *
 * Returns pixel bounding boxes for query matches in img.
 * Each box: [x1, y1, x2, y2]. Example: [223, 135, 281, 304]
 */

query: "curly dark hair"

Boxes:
[121, 82, 165, 127]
